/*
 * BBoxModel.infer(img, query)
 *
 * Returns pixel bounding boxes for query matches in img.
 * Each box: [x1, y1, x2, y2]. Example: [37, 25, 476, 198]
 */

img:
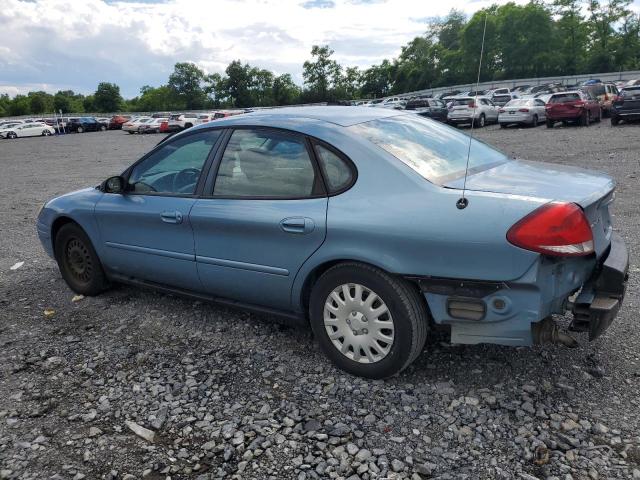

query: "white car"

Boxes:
[0, 122, 55, 139]
[0, 120, 24, 128]
[167, 113, 199, 131]
[138, 117, 168, 134]
[498, 98, 547, 127]
[122, 117, 152, 134]
[447, 96, 499, 127]
[373, 97, 406, 109]
[195, 113, 215, 125]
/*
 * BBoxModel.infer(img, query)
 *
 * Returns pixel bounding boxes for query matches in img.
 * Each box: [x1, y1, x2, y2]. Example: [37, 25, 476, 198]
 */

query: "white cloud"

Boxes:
[1, 0, 639, 98]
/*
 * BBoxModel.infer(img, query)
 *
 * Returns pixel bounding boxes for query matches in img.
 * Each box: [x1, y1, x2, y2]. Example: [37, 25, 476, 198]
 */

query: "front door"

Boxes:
[95, 129, 222, 290]
[190, 128, 328, 310]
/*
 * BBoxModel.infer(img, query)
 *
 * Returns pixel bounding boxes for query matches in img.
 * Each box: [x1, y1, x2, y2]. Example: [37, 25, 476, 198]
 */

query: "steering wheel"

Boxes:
[172, 168, 201, 193]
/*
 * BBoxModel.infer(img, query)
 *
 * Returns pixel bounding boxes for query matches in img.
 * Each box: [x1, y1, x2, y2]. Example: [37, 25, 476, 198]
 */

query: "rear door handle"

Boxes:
[280, 217, 315, 234]
[161, 210, 183, 224]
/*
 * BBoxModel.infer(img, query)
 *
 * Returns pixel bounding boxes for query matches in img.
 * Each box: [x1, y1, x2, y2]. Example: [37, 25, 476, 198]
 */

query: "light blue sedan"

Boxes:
[37, 107, 628, 378]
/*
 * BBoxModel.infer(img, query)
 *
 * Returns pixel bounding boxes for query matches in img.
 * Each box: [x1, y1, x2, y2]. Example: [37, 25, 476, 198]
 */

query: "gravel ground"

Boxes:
[0, 121, 638, 480]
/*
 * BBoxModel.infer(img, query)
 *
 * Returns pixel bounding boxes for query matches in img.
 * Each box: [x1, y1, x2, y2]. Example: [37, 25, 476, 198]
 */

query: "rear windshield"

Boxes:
[405, 100, 429, 109]
[621, 87, 640, 96]
[550, 93, 580, 103]
[505, 99, 529, 107]
[452, 98, 473, 106]
[169, 114, 182, 120]
[349, 114, 509, 184]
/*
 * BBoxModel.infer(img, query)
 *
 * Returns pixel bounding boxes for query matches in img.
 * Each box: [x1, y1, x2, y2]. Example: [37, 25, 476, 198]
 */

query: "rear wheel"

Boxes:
[184, 123, 193, 129]
[77, 126, 84, 133]
[611, 116, 620, 126]
[100, 125, 107, 131]
[581, 111, 590, 127]
[309, 262, 428, 379]
[531, 114, 538, 127]
[42, 130, 52, 136]
[54, 223, 109, 296]
[500, 123, 507, 129]
[546, 119, 554, 128]
[476, 114, 486, 128]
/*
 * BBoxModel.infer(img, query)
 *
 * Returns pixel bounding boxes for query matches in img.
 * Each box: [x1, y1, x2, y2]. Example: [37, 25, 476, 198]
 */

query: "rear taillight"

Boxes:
[468, 102, 476, 108]
[507, 202, 594, 257]
[518, 108, 529, 112]
[572, 100, 585, 108]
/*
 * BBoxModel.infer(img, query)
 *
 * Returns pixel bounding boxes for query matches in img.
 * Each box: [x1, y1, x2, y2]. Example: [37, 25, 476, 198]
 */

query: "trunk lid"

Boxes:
[444, 160, 616, 256]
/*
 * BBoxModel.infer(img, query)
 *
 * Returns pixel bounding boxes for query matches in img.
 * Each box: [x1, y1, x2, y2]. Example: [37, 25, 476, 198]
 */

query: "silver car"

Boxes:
[498, 98, 547, 128]
[447, 96, 499, 127]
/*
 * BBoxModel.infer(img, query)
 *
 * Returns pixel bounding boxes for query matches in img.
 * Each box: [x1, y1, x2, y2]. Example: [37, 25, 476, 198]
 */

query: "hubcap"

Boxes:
[65, 238, 93, 283]
[323, 283, 394, 364]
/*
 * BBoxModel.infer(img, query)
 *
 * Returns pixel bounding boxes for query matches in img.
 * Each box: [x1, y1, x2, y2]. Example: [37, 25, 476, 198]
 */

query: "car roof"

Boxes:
[192, 106, 405, 128]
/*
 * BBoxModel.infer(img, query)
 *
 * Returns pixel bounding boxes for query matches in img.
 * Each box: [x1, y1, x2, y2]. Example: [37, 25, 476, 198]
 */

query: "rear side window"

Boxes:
[314, 144, 353, 193]
[214, 129, 318, 198]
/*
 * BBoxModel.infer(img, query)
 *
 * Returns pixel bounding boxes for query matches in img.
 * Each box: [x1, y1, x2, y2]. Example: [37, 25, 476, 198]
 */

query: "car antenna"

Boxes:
[457, 13, 488, 210]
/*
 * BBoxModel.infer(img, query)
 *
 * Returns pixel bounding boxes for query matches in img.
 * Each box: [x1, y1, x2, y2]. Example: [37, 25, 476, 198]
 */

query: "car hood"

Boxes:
[443, 160, 615, 207]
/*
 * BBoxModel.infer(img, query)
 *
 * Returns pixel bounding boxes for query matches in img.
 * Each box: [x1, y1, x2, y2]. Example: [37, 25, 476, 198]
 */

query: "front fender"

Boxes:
[36, 187, 104, 259]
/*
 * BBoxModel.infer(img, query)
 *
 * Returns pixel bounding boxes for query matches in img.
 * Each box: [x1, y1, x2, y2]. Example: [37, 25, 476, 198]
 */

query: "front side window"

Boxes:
[128, 130, 221, 195]
[214, 129, 318, 198]
[349, 114, 509, 184]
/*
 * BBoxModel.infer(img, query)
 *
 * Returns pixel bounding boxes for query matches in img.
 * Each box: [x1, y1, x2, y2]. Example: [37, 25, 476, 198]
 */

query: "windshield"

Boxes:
[349, 114, 510, 184]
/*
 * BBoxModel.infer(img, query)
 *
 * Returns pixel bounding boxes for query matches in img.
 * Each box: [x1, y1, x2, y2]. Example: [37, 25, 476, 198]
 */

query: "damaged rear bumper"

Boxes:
[571, 232, 629, 340]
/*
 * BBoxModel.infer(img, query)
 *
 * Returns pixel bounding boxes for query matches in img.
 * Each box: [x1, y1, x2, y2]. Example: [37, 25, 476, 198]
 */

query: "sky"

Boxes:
[1, 0, 639, 99]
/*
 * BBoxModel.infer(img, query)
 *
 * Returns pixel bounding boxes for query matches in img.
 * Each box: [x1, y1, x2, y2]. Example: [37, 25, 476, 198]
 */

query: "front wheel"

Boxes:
[611, 116, 619, 126]
[475, 114, 486, 128]
[54, 223, 109, 296]
[77, 126, 84, 133]
[530, 114, 538, 127]
[546, 119, 554, 128]
[42, 130, 52, 136]
[309, 263, 428, 379]
[100, 125, 107, 131]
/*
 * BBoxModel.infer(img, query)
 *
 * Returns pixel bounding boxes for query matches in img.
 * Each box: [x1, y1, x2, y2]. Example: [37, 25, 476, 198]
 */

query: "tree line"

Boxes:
[1, 0, 639, 117]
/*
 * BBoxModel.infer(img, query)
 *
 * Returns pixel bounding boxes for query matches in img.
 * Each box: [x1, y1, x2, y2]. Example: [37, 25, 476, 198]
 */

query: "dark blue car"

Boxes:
[36, 107, 629, 378]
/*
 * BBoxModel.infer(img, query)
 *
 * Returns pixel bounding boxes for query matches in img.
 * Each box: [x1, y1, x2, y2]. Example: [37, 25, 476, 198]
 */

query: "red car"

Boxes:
[545, 91, 601, 128]
[159, 120, 170, 133]
[108, 115, 131, 130]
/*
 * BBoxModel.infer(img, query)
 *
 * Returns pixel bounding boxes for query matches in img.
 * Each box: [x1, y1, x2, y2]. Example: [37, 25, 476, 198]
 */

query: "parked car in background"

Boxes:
[138, 118, 168, 134]
[196, 113, 214, 125]
[447, 97, 499, 127]
[67, 117, 105, 133]
[0, 120, 23, 129]
[626, 79, 640, 86]
[582, 82, 619, 116]
[404, 98, 448, 122]
[545, 91, 601, 128]
[122, 117, 152, 134]
[512, 85, 532, 94]
[371, 97, 405, 109]
[499, 98, 546, 127]
[36, 106, 628, 379]
[152, 112, 171, 119]
[167, 113, 199, 131]
[611, 86, 640, 126]
[108, 115, 131, 130]
[1, 122, 55, 139]
[491, 93, 513, 107]
[96, 118, 110, 129]
[528, 83, 565, 96]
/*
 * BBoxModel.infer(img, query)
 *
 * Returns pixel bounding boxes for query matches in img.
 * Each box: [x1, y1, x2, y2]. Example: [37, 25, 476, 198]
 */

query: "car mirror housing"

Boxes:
[103, 176, 124, 194]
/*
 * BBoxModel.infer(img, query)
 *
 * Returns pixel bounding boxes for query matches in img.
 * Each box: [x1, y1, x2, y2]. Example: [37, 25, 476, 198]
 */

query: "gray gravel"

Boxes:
[0, 122, 639, 480]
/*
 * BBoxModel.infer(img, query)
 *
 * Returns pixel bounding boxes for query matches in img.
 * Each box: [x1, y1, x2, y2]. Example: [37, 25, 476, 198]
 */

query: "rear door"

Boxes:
[190, 128, 328, 310]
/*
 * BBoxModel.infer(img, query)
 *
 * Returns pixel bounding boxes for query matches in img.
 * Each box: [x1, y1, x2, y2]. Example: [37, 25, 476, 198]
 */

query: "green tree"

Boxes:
[302, 45, 342, 101]
[168, 62, 207, 109]
[93, 82, 123, 112]
[8, 95, 31, 116]
[28, 91, 54, 114]
[553, 0, 589, 75]
[272, 74, 301, 105]
[360, 60, 395, 98]
[586, 0, 632, 72]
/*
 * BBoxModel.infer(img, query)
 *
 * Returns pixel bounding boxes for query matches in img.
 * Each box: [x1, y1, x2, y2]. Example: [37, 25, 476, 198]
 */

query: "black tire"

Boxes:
[596, 110, 602, 123]
[127, 131, 134, 134]
[77, 126, 84, 133]
[500, 123, 507, 129]
[7, 132, 17, 139]
[42, 130, 51, 136]
[309, 262, 428, 379]
[54, 223, 109, 296]
[100, 125, 107, 131]
[546, 119, 554, 128]
[580, 111, 590, 127]
[475, 114, 485, 128]
[531, 114, 538, 127]
[184, 123, 193, 129]
[611, 116, 620, 126]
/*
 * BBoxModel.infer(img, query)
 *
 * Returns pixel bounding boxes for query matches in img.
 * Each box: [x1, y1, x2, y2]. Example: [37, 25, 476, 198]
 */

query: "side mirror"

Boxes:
[103, 176, 125, 194]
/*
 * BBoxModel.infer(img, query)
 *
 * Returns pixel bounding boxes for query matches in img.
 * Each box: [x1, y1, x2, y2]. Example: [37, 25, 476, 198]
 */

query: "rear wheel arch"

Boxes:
[299, 259, 425, 320]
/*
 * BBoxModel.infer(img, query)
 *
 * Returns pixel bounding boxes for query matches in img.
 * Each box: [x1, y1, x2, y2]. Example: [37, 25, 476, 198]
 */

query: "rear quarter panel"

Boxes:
[288, 127, 544, 311]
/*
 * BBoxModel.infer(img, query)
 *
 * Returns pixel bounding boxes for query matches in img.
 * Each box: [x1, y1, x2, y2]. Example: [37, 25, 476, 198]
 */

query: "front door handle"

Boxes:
[161, 210, 183, 224]
[280, 217, 315, 234]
